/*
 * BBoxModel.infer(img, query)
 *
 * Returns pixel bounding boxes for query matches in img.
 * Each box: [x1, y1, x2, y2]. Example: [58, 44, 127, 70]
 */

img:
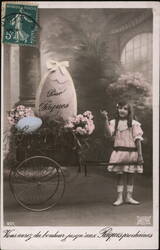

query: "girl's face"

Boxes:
[118, 105, 129, 118]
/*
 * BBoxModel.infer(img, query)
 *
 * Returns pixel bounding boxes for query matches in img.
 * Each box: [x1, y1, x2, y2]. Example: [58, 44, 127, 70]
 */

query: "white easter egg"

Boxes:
[16, 117, 42, 133]
[35, 61, 77, 121]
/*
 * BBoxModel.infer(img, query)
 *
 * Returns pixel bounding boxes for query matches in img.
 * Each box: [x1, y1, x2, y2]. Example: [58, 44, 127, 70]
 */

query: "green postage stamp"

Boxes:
[2, 3, 38, 46]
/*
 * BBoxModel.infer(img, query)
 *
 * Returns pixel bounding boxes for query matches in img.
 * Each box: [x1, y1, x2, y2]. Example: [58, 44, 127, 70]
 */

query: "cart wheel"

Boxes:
[9, 156, 65, 211]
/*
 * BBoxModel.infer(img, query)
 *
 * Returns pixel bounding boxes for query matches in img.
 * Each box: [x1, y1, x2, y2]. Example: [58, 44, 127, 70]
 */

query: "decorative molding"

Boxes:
[111, 12, 152, 34]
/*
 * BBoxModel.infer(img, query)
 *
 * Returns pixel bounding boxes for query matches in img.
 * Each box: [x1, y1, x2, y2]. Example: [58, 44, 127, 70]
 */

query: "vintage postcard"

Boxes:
[1, 1, 159, 249]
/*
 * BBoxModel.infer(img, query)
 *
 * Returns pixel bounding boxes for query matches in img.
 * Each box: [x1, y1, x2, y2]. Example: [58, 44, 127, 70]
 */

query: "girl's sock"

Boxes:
[113, 185, 124, 206]
[126, 185, 140, 204]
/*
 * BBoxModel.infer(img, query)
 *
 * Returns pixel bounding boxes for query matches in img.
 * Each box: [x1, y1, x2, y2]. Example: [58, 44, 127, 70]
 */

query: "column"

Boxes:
[19, 46, 40, 107]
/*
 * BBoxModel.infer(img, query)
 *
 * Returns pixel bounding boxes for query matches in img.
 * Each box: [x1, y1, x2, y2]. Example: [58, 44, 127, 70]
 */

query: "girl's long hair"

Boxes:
[114, 101, 135, 135]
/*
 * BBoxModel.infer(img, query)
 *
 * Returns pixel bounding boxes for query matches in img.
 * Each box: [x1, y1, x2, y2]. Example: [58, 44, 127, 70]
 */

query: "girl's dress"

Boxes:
[107, 119, 143, 174]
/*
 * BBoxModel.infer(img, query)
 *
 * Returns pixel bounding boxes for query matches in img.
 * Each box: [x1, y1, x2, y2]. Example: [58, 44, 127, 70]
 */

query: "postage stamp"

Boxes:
[2, 3, 38, 46]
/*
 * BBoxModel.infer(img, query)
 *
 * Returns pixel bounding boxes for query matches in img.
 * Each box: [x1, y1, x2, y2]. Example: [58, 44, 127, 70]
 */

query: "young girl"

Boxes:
[101, 101, 144, 206]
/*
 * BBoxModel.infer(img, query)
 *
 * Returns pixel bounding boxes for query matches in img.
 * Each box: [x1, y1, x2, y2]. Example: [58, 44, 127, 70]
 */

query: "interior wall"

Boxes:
[38, 9, 153, 175]
[3, 9, 152, 174]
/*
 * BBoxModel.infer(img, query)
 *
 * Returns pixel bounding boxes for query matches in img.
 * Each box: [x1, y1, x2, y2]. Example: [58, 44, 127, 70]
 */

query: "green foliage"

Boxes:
[41, 14, 120, 90]
[74, 36, 120, 87]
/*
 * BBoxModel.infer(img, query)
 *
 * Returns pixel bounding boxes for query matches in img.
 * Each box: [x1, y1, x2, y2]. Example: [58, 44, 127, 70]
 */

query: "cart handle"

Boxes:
[106, 162, 144, 166]
[85, 161, 144, 166]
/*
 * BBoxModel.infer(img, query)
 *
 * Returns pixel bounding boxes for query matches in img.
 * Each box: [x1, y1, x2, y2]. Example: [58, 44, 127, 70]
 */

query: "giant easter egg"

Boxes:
[35, 60, 77, 121]
[16, 117, 42, 133]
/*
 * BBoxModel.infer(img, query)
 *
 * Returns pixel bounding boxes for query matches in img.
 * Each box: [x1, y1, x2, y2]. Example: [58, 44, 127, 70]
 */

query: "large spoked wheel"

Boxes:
[9, 156, 65, 211]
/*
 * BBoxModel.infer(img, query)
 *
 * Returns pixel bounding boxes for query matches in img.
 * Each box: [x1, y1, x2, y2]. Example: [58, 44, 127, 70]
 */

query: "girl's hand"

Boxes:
[137, 155, 144, 165]
[100, 110, 109, 120]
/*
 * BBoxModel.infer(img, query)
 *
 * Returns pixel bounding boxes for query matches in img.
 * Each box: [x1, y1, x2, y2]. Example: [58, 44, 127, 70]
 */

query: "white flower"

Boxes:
[7, 106, 35, 126]
[19, 111, 25, 116]
[65, 111, 95, 135]
[83, 111, 93, 119]
[16, 105, 25, 111]
[75, 114, 83, 123]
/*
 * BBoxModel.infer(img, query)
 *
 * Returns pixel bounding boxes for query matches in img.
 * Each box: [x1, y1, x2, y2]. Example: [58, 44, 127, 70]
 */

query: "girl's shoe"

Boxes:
[113, 198, 123, 206]
[126, 185, 140, 205]
[125, 197, 140, 205]
[113, 185, 124, 206]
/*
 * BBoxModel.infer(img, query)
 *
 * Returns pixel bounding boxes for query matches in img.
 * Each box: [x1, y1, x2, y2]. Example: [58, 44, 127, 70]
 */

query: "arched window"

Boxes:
[121, 33, 152, 82]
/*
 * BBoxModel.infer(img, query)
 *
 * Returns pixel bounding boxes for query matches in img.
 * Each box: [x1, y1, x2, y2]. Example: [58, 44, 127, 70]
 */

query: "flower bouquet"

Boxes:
[7, 105, 35, 125]
[65, 111, 95, 136]
[64, 111, 95, 158]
